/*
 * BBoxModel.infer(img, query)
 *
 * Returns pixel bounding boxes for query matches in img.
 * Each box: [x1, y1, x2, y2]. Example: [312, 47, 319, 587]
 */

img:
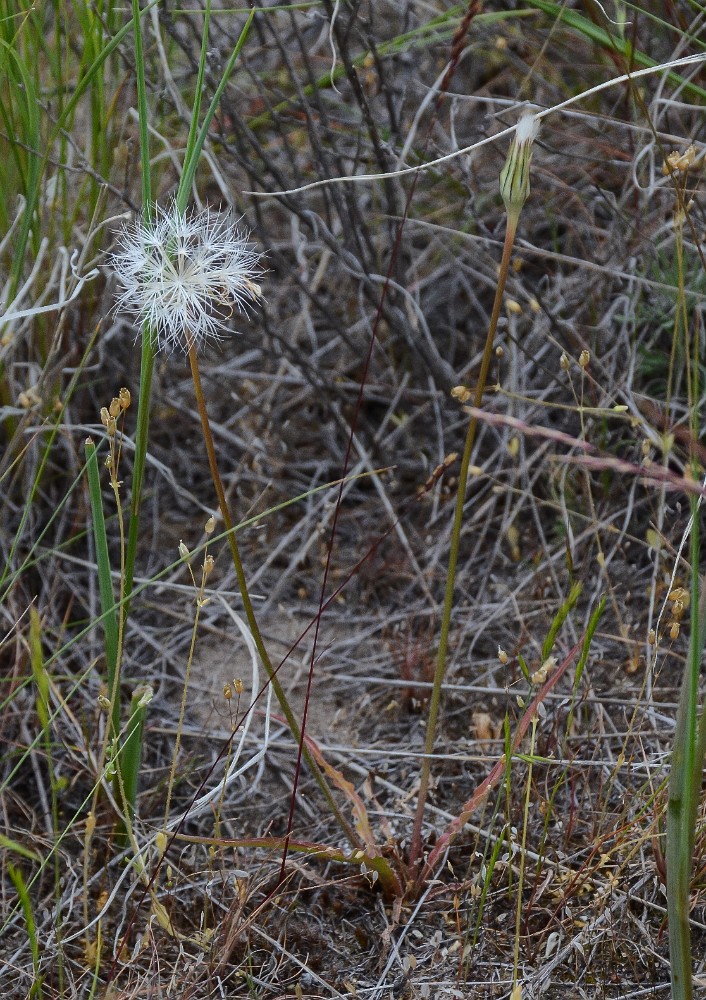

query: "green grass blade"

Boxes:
[8, 863, 43, 998]
[527, 0, 706, 103]
[541, 580, 582, 662]
[176, 10, 255, 210]
[667, 500, 706, 1000]
[119, 684, 152, 823]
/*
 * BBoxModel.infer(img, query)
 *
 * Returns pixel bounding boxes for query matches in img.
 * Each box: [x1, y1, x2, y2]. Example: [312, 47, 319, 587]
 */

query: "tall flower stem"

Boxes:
[187, 346, 360, 848]
[409, 217, 518, 865]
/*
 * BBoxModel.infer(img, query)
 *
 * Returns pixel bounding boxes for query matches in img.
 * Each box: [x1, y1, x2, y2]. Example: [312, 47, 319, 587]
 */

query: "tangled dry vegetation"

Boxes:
[3, 2, 706, 997]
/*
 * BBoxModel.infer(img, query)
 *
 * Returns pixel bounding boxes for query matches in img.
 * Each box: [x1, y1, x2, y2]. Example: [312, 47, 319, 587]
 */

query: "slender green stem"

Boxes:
[187, 346, 360, 849]
[409, 217, 517, 866]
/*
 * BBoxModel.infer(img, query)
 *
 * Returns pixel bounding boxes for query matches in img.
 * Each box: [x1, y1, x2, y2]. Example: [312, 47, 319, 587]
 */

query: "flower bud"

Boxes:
[499, 114, 539, 221]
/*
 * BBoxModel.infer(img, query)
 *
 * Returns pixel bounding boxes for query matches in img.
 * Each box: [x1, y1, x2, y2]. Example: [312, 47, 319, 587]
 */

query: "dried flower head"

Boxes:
[109, 201, 263, 353]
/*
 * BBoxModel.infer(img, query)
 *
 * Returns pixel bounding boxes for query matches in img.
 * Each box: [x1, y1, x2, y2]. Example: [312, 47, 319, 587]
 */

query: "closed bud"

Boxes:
[205, 516, 216, 535]
[499, 114, 540, 221]
[178, 540, 190, 560]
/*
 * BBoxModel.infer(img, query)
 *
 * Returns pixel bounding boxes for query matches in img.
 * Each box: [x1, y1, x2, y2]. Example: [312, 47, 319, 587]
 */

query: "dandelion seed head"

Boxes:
[109, 201, 263, 353]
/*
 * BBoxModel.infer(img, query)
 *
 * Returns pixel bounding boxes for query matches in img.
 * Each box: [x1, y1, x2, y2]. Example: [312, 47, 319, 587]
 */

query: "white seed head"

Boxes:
[109, 201, 264, 353]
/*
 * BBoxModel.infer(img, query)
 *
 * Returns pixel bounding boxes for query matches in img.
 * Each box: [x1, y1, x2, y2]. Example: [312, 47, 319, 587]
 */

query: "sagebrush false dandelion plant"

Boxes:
[410, 112, 540, 866]
[110, 200, 263, 353]
[109, 199, 359, 852]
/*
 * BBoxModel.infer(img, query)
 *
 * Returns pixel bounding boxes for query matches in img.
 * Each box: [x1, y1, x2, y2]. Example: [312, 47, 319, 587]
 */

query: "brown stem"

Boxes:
[188, 346, 360, 849]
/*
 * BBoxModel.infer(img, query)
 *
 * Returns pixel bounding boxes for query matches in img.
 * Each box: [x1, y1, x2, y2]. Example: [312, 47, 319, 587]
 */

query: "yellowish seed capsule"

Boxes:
[224, 683, 232, 700]
[670, 622, 680, 641]
[451, 385, 472, 403]
[532, 656, 557, 685]
[203, 554, 215, 577]
[560, 352, 570, 371]
[106, 416, 117, 437]
[505, 298, 522, 315]
[119, 387, 131, 409]
[109, 397, 121, 418]
[100, 406, 110, 427]
[155, 831, 168, 856]
[495, 345, 504, 358]
[178, 540, 190, 560]
[669, 587, 690, 608]
[205, 516, 216, 535]
[234, 678, 244, 695]
[498, 647, 509, 665]
[579, 350, 590, 369]
[648, 628, 656, 645]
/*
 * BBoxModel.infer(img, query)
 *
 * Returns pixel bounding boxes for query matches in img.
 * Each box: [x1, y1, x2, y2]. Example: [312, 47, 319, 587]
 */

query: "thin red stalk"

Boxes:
[420, 637, 582, 880]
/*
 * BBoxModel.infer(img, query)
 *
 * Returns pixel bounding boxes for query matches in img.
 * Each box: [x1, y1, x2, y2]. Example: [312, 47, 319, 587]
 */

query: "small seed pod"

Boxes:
[109, 397, 121, 418]
[119, 387, 131, 409]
